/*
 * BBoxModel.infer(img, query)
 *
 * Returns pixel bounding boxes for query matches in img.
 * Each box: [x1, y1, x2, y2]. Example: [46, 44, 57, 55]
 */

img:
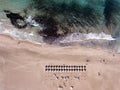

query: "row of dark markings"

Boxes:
[45, 65, 86, 72]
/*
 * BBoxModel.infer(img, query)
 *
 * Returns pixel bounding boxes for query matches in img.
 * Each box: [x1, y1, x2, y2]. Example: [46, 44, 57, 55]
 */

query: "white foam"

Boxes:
[114, 38, 120, 53]
[85, 32, 115, 40]
[26, 15, 47, 30]
[29, 32, 34, 36]
[0, 23, 44, 43]
[26, 16, 39, 26]
[60, 32, 115, 43]
[0, 22, 2, 25]
[117, 47, 120, 53]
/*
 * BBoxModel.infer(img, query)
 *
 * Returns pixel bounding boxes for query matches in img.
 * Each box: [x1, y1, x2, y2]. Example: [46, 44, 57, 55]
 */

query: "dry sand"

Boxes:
[0, 34, 120, 90]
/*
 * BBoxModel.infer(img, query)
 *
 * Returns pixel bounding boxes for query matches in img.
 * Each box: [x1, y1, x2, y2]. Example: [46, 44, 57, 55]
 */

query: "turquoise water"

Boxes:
[0, 0, 30, 12]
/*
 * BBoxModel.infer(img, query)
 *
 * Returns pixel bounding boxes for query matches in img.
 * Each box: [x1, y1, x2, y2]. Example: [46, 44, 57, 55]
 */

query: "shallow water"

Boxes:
[0, 0, 30, 12]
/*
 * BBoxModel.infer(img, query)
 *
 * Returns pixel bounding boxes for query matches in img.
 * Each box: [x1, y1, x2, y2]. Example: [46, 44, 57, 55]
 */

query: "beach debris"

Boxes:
[53, 73, 59, 80]
[74, 76, 80, 80]
[86, 59, 90, 62]
[98, 72, 101, 76]
[70, 86, 74, 90]
[113, 54, 115, 56]
[58, 85, 63, 90]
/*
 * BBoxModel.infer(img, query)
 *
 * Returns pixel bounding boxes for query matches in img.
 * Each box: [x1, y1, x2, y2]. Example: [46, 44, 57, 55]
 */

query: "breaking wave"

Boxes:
[0, 21, 44, 44]
[60, 32, 115, 43]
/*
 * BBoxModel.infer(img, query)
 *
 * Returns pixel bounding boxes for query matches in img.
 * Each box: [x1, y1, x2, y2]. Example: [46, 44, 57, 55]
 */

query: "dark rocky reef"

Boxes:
[33, 15, 68, 44]
[4, 10, 27, 29]
[3, 10, 64, 39]
[34, 16, 59, 37]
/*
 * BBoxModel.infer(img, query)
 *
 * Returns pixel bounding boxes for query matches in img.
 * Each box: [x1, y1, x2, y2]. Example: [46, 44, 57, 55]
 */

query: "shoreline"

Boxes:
[0, 33, 116, 52]
[0, 0, 120, 89]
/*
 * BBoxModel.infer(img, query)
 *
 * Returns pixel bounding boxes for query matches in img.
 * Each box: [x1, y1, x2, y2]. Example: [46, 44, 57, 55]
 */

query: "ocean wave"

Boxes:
[60, 32, 115, 43]
[114, 38, 120, 53]
[0, 20, 120, 53]
[0, 21, 44, 44]
[25, 16, 39, 27]
[25, 15, 46, 30]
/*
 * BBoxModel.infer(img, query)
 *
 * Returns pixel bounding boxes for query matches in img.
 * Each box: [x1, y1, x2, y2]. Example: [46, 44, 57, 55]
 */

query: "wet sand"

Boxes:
[0, 34, 120, 90]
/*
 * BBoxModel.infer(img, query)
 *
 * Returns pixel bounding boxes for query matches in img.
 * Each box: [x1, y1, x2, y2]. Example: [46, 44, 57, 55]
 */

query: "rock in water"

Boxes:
[34, 16, 59, 37]
[4, 10, 27, 29]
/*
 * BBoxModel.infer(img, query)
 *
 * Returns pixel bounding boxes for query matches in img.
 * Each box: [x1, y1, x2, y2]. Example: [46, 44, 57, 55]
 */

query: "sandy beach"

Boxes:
[0, 0, 120, 89]
[0, 34, 119, 90]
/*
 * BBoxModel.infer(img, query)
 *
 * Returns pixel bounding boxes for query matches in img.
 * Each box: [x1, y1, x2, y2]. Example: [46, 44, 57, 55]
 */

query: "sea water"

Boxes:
[0, 0, 120, 52]
[0, 0, 30, 12]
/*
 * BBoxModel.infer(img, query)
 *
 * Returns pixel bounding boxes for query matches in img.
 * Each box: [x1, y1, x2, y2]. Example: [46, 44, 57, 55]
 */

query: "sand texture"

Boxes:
[0, 34, 120, 90]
